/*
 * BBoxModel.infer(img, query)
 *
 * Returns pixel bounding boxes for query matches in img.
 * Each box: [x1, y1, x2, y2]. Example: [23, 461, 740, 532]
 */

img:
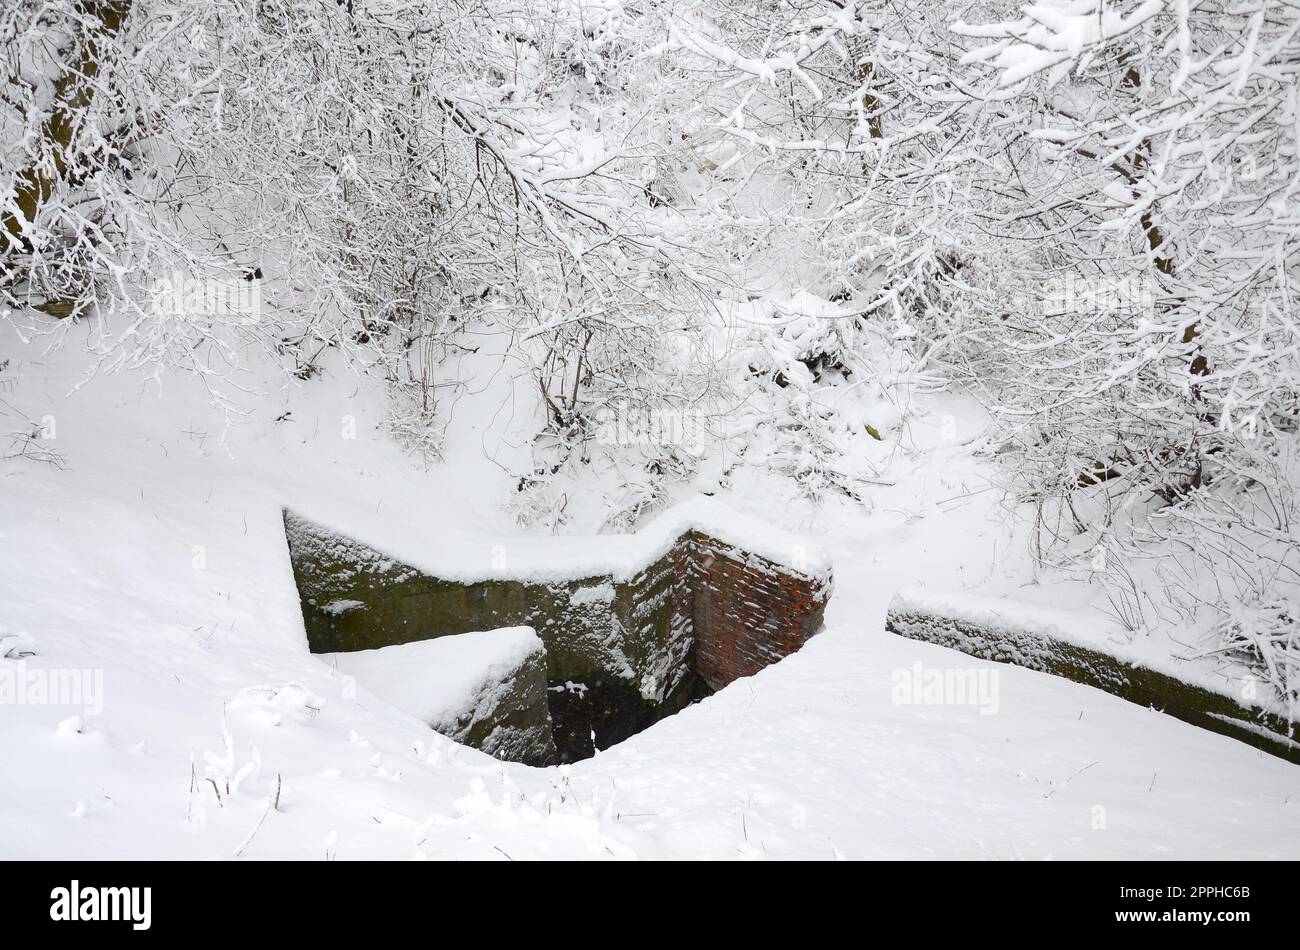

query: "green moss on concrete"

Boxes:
[285, 510, 632, 684]
[431, 644, 558, 767]
[610, 535, 696, 703]
[886, 607, 1300, 765]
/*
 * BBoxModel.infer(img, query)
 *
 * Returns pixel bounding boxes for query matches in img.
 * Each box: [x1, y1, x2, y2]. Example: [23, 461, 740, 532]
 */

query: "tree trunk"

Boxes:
[2, 1, 133, 258]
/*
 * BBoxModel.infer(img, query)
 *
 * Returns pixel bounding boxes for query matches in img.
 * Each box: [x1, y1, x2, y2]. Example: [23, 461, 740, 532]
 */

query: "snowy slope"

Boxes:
[1, 326, 1298, 859]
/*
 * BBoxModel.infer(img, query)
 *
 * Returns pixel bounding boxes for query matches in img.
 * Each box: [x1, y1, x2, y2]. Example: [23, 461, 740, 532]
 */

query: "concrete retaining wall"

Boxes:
[886, 588, 1299, 765]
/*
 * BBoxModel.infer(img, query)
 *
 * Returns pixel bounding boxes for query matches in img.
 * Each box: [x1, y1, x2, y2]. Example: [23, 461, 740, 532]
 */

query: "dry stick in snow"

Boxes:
[1043, 761, 1100, 799]
[233, 778, 281, 858]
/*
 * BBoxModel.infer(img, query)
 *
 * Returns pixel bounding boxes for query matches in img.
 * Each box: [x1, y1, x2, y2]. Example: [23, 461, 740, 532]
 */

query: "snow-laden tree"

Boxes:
[655, 0, 1300, 707]
[650, 0, 998, 504]
[953, 0, 1300, 709]
[2, 0, 729, 466]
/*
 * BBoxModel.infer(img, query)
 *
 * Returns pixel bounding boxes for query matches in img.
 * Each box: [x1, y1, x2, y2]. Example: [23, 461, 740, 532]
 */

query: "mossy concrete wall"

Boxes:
[430, 643, 558, 767]
[886, 601, 1300, 765]
[285, 511, 696, 702]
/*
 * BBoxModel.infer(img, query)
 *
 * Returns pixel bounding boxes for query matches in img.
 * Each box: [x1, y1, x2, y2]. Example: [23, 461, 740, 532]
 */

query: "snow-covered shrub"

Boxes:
[1213, 597, 1299, 714]
[731, 292, 901, 506]
[650, 1, 1010, 508]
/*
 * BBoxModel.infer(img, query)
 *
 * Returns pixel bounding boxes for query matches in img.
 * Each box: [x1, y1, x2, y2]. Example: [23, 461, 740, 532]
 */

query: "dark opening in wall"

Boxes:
[284, 507, 831, 765]
[547, 675, 715, 763]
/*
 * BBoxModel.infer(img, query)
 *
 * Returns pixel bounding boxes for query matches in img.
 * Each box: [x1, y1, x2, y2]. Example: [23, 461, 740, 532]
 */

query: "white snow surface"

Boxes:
[288, 491, 831, 585]
[1, 324, 1298, 859]
[326, 628, 543, 728]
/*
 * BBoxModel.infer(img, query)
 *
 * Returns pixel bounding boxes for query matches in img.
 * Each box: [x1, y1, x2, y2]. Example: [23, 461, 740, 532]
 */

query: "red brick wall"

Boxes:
[688, 532, 830, 691]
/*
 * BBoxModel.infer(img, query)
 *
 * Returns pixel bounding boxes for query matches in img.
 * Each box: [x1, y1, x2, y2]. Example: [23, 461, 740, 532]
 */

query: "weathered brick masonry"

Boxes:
[689, 532, 828, 691]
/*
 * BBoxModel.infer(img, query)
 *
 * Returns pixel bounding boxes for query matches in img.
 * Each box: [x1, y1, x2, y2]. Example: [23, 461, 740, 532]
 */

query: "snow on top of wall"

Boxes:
[284, 493, 832, 585]
[325, 626, 542, 727]
[888, 584, 1277, 714]
[891, 583, 1113, 647]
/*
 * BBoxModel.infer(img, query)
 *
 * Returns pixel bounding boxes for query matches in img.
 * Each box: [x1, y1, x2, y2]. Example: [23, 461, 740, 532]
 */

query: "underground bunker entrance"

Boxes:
[282, 509, 833, 768]
[546, 672, 715, 763]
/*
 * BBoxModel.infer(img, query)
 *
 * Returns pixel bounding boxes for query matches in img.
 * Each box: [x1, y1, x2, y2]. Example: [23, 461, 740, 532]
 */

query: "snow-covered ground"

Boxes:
[2, 324, 1298, 859]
